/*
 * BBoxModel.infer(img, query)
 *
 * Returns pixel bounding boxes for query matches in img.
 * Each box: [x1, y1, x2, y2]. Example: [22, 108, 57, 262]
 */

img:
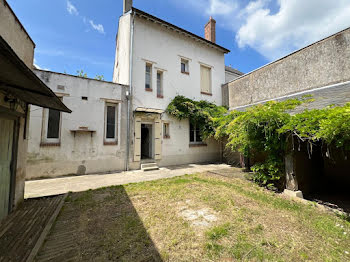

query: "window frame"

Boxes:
[41, 107, 62, 145]
[163, 122, 170, 139]
[156, 70, 164, 98]
[189, 121, 204, 144]
[104, 103, 118, 145]
[145, 63, 152, 91]
[181, 59, 189, 74]
[200, 64, 212, 95]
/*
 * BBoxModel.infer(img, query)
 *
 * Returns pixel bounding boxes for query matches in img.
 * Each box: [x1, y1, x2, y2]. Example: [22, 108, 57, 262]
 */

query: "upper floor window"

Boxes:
[189, 122, 202, 143]
[200, 65, 212, 95]
[181, 59, 189, 74]
[104, 103, 118, 145]
[145, 63, 152, 91]
[157, 71, 163, 98]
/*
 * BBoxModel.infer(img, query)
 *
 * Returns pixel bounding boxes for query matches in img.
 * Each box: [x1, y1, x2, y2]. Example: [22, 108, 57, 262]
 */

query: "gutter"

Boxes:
[126, 12, 135, 171]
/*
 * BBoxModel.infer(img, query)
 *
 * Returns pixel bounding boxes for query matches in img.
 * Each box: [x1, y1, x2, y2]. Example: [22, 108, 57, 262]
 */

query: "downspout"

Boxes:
[126, 11, 135, 171]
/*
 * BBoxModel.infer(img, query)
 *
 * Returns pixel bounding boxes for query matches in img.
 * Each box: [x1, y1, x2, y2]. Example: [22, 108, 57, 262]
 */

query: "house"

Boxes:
[0, 0, 70, 220]
[114, 0, 230, 170]
[27, 71, 127, 179]
[226, 27, 350, 199]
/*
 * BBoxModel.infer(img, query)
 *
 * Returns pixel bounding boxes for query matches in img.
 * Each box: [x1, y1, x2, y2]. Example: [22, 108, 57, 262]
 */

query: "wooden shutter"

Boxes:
[134, 117, 141, 162]
[200, 65, 211, 93]
[154, 117, 162, 160]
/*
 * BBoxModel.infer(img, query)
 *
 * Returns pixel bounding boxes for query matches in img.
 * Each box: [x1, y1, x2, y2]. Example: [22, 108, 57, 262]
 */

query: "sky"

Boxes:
[7, 0, 350, 82]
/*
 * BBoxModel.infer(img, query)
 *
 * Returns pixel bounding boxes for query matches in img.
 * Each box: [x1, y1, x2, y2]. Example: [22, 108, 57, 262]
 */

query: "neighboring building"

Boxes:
[226, 27, 350, 199]
[225, 66, 243, 83]
[114, 0, 230, 170]
[27, 70, 128, 179]
[0, 0, 69, 220]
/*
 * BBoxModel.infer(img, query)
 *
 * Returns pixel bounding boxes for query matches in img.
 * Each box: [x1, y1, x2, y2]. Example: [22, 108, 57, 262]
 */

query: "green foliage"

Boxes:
[76, 69, 88, 78]
[95, 74, 105, 81]
[166, 95, 227, 139]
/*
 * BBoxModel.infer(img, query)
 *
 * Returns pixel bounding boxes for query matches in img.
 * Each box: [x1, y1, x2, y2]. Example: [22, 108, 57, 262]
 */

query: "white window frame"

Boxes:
[189, 121, 203, 144]
[145, 63, 152, 90]
[156, 70, 163, 98]
[181, 59, 189, 74]
[41, 107, 62, 144]
[104, 103, 118, 144]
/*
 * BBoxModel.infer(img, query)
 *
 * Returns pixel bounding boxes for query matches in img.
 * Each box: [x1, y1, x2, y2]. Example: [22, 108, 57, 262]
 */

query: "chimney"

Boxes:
[204, 16, 216, 43]
[123, 0, 132, 14]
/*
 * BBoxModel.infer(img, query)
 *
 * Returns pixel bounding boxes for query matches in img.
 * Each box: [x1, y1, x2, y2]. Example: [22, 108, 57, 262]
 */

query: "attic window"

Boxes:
[82, 96, 88, 101]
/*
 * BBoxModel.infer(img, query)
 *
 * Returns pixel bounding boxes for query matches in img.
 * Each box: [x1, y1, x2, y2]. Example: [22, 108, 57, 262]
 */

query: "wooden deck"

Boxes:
[0, 195, 65, 262]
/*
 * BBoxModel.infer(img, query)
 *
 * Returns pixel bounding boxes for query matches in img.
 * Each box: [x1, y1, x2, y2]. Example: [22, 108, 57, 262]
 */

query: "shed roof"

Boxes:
[0, 36, 71, 113]
[225, 66, 244, 76]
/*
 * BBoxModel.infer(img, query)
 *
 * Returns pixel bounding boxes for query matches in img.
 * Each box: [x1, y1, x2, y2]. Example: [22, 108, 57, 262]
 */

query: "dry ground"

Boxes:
[40, 169, 350, 261]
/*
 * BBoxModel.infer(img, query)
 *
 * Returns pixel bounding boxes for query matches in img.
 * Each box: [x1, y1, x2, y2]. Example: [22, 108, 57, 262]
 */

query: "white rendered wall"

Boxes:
[27, 70, 128, 179]
[129, 16, 226, 167]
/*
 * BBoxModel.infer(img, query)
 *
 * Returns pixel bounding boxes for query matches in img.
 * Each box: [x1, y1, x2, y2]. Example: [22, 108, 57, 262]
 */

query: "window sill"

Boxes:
[189, 143, 207, 147]
[145, 88, 153, 92]
[181, 71, 189, 75]
[40, 142, 61, 147]
[163, 135, 170, 139]
[201, 91, 212, 96]
[104, 141, 118, 146]
[157, 95, 164, 98]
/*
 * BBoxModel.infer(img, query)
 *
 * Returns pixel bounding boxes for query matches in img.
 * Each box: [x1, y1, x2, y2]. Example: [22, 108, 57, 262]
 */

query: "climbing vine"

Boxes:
[167, 95, 350, 189]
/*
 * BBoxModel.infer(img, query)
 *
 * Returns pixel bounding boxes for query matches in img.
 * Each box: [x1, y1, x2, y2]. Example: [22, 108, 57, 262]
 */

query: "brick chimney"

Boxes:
[204, 16, 216, 43]
[123, 0, 132, 14]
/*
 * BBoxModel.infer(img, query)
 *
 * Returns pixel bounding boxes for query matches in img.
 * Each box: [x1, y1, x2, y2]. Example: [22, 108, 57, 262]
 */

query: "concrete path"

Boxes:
[25, 163, 230, 199]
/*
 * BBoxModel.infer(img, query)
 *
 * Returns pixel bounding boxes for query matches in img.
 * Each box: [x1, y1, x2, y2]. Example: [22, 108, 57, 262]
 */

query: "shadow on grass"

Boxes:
[46, 186, 163, 261]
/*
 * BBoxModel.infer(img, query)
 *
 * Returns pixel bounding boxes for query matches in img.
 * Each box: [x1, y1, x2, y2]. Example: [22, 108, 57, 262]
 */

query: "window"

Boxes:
[200, 65, 212, 95]
[41, 107, 61, 145]
[189, 122, 202, 143]
[163, 123, 170, 138]
[157, 71, 163, 98]
[181, 59, 189, 74]
[145, 63, 152, 91]
[104, 103, 118, 144]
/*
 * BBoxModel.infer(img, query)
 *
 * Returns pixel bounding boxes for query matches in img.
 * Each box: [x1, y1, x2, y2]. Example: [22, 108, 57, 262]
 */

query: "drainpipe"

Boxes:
[126, 12, 135, 171]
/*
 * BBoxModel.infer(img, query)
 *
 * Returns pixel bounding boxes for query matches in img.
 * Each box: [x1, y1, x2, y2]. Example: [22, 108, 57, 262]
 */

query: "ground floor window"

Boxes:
[163, 122, 170, 138]
[104, 103, 118, 144]
[189, 122, 202, 143]
[42, 107, 61, 145]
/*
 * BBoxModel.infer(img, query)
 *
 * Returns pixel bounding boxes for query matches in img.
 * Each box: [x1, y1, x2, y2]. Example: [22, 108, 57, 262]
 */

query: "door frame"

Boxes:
[0, 107, 20, 215]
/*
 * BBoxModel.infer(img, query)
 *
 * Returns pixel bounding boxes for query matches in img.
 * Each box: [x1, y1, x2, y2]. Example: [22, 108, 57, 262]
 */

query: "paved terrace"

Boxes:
[25, 163, 230, 199]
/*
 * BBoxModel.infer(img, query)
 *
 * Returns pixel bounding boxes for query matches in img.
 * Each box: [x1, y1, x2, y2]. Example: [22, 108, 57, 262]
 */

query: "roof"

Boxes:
[0, 36, 71, 113]
[226, 26, 350, 85]
[231, 81, 350, 113]
[225, 66, 244, 76]
[131, 8, 230, 54]
[3, 0, 35, 47]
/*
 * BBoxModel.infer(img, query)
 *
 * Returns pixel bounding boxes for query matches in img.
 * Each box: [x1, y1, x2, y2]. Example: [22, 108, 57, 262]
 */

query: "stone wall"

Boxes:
[228, 28, 350, 109]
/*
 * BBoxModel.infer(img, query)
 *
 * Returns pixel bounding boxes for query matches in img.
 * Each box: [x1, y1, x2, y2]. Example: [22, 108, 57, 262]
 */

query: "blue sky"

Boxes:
[7, 0, 350, 81]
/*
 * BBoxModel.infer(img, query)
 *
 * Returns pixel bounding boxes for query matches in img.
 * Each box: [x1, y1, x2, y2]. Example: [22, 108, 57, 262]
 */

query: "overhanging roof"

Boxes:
[0, 36, 71, 113]
[132, 8, 230, 54]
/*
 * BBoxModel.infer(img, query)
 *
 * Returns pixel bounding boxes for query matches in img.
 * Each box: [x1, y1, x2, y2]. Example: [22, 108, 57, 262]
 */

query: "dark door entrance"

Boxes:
[141, 124, 153, 159]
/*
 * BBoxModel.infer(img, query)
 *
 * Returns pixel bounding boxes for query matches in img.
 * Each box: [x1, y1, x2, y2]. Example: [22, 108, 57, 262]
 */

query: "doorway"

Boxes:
[0, 117, 15, 221]
[141, 124, 153, 160]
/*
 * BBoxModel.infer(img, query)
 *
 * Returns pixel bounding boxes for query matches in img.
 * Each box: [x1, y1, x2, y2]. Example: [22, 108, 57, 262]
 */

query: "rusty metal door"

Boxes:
[0, 117, 14, 221]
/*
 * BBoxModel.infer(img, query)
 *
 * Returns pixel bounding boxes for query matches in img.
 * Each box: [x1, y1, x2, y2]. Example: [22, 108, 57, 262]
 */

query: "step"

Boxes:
[141, 163, 159, 171]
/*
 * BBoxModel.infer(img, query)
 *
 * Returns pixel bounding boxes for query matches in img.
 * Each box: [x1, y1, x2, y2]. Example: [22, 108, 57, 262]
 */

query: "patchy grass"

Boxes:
[53, 171, 350, 261]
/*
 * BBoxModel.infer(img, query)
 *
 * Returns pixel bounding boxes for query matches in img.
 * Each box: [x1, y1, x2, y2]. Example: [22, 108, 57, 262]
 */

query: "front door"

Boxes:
[0, 117, 14, 221]
[141, 124, 153, 159]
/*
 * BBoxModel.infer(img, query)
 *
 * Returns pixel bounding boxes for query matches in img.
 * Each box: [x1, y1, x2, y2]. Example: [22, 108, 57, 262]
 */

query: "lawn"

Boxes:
[53, 169, 350, 261]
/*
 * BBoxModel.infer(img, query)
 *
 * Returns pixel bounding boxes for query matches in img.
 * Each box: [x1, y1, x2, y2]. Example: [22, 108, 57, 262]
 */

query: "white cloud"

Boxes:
[89, 20, 105, 34]
[180, 0, 350, 61]
[236, 0, 350, 60]
[67, 0, 78, 16]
